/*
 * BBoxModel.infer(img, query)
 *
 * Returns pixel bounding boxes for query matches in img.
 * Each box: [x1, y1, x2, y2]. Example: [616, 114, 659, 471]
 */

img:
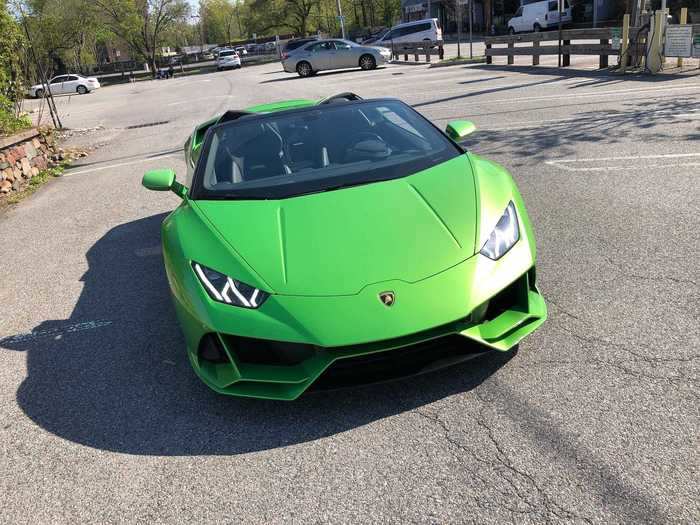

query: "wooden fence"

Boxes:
[390, 42, 445, 63]
[484, 28, 637, 68]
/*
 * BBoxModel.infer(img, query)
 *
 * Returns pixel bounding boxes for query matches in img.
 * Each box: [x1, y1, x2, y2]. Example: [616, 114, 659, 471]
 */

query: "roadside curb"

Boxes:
[430, 57, 487, 68]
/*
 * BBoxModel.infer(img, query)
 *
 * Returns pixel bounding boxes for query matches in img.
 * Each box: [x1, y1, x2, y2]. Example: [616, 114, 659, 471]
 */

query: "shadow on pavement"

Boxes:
[459, 97, 700, 160]
[467, 63, 698, 82]
[1, 212, 514, 456]
[260, 67, 389, 83]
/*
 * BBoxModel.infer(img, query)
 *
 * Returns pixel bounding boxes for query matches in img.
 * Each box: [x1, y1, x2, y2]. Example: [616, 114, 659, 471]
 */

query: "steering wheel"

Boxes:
[345, 132, 392, 162]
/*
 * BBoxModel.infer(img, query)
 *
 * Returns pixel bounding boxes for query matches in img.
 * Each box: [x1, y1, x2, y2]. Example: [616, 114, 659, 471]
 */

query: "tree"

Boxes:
[20, 0, 102, 75]
[287, 0, 319, 35]
[0, 1, 30, 134]
[94, 0, 190, 75]
[200, 0, 243, 43]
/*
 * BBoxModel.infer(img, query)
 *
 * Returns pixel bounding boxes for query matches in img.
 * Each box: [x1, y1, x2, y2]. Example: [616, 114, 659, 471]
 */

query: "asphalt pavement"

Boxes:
[1, 58, 699, 523]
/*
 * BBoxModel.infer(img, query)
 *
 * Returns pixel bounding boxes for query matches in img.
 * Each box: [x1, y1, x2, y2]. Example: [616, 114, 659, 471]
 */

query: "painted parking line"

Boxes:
[546, 152, 700, 172]
[63, 152, 182, 176]
[411, 83, 700, 110]
[0, 320, 113, 345]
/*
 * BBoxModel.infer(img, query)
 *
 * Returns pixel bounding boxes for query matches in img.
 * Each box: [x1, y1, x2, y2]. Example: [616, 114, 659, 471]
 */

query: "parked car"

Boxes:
[216, 49, 241, 70]
[202, 52, 215, 60]
[140, 93, 547, 399]
[373, 18, 442, 47]
[284, 37, 319, 52]
[234, 46, 248, 55]
[282, 39, 391, 77]
[28, 74, 100, 98]
[507, 0, 572, 33]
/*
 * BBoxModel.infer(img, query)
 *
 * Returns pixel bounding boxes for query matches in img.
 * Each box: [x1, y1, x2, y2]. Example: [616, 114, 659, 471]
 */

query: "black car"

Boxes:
[284, 37, 319, 52]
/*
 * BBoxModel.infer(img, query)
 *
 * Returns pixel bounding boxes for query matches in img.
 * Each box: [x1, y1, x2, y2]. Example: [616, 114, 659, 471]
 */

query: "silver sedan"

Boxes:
[282, 39, 391, 77]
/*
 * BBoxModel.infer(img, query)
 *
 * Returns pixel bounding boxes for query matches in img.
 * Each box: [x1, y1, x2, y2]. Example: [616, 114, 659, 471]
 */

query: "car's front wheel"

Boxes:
[533, 23, 541, 32]
[508, 26, 516, 35]
[77, 85, 88, 95]
[34, 88, 44, 98]
[296, 61, 313, 77]
[359, 54, 376, 70]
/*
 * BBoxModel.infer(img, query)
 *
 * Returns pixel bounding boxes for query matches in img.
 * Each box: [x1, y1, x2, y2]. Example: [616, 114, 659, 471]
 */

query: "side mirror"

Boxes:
[142, 169, 186, 198]
[143, 169, 175, 191]
[446, 120, 476, 141]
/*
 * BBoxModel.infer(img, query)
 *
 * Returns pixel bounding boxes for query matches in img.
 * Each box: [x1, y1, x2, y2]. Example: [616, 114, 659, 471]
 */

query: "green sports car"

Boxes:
[142, 93, 546, 400]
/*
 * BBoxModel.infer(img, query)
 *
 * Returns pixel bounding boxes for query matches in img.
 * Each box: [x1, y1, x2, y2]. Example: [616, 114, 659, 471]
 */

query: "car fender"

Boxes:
[467, 153, 537, 262]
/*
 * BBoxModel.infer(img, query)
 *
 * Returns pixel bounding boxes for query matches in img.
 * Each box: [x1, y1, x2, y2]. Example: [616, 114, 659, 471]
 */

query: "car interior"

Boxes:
[203, 103, 442, 190]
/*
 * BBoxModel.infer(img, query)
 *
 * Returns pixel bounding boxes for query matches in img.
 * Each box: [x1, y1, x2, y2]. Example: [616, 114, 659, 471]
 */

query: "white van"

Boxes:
[375, 18, 442, 46]
[507, 0, 572, 34]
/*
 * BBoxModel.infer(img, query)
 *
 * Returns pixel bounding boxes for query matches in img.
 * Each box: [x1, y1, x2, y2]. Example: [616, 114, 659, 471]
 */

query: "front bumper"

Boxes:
[169, 247, 546, 400]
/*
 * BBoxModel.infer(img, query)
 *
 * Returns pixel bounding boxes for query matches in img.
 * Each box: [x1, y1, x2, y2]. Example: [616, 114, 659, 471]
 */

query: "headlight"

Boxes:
[192, 262, 269, 309]
[480, 201, 519, 260]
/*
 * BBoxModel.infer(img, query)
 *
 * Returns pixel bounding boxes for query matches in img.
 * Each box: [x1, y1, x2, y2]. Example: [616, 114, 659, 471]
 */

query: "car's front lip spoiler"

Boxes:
[180, 275, 546, 401]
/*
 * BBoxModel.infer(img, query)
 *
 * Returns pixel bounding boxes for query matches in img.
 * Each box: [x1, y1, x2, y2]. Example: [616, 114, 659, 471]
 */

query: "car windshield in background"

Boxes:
[192, 100, 462, 200]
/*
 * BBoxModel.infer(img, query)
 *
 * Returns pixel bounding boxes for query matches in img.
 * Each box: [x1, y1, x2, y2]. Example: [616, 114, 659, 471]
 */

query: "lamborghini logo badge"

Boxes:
[379, 291, 395, 307]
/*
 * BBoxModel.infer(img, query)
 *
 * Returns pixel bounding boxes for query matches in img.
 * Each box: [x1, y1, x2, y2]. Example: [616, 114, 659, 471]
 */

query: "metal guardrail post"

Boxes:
[486, 43, 492, 64]
[533, 40, 540, 65]
[599, 38, 609, 68]
[507, 42, 514, 64]
[563, 39, 570, 66]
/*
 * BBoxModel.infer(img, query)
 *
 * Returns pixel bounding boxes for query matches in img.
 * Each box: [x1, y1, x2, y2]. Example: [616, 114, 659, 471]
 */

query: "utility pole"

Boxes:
[593, 0, 598, 28]
[468, 0, 473, 59]
[456, 0, 462, 58]
[557, 0, 563, 67]
[336, 0, 346, 39]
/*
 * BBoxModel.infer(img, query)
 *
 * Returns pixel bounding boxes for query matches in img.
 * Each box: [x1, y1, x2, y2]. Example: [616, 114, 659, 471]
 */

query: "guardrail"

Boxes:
[485, 28, 637, 68]
[390, 41, 445, 63]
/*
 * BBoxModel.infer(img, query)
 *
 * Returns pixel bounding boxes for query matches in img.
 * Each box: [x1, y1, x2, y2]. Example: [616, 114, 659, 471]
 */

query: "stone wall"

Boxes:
[0, 128, 56, 195]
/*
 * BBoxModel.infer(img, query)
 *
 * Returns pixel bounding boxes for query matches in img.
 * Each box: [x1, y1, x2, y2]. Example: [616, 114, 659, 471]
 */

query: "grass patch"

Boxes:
[4, 164, 66, 205]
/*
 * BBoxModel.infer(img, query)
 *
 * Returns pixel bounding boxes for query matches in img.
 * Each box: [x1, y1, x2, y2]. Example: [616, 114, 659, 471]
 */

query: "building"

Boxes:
[400, 0, 628, 35]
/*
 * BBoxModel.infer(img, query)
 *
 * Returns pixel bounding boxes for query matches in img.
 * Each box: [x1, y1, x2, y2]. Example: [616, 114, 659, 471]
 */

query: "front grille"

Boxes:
[310, 335, 489, 391]
[484, 270, 530, 321]
[221, 335, 315, 366]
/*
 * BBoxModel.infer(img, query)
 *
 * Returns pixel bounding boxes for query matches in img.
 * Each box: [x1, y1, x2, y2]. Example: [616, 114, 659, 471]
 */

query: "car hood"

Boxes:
[194, 154, 478, 296]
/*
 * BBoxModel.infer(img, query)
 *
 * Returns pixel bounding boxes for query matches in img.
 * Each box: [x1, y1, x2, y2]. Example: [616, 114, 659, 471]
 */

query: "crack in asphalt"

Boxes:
[600, 253, 698, 288]
[546, 300, 699, 387]
[414, 400, 594, 524]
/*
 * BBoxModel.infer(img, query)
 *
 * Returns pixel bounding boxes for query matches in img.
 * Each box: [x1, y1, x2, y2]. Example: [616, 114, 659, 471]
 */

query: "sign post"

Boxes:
[664, 25, 693, 58]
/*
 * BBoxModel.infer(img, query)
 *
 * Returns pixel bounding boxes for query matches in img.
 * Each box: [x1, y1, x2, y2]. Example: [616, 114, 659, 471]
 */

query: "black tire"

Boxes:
[533, 23, 541, 32]
[77, 85, 88, 95]
[359, 54, 376, 70]
[35, 88, 44, 99]
[508, 27, 516, 35]
[296, 61, 312, 77]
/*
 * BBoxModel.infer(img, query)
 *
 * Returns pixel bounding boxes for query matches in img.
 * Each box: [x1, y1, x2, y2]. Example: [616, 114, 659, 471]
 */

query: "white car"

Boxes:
[507, 0, 572, 33]
[216, 50, 242, 71]
[28, 74, 100, 98]
[374, 18, 442, 46]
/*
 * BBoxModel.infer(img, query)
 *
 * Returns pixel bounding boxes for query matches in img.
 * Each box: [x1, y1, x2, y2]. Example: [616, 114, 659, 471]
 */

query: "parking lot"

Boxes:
[1, 60, 699, 523]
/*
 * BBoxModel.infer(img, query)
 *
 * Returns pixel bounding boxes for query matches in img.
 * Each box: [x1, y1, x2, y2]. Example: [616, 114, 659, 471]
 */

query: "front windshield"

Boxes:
[192, 100, 461, 200]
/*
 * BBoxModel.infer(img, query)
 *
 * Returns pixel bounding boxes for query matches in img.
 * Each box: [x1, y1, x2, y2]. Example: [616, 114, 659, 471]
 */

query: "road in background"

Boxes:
[2, 61, 699, 523]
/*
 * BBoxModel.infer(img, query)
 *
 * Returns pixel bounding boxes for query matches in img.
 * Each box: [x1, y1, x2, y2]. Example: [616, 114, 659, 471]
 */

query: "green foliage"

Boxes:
[0, 96, 32, 136]
[200, 0, 401, 42]
[5, 163, 64, 204]
[0, 1, 29, 136]
[94, 0, 190, 74]
[23, 0, 104, 75]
